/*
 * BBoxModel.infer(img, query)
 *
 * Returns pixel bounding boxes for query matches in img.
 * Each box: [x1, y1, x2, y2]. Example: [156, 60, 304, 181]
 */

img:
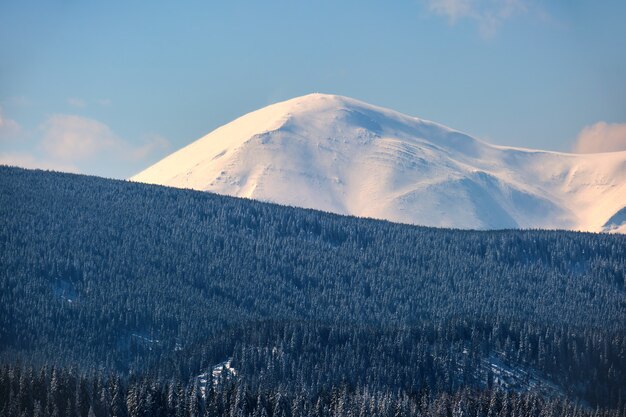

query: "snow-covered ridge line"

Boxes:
[132, 93, 626, 233]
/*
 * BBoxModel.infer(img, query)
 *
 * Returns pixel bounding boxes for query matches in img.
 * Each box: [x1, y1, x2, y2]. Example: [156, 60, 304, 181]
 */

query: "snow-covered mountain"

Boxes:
[132, 94, 626, 233]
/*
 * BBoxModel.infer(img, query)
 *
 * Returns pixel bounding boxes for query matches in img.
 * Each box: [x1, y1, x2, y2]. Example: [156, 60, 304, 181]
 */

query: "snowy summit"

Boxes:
[132, 93, 626, 233]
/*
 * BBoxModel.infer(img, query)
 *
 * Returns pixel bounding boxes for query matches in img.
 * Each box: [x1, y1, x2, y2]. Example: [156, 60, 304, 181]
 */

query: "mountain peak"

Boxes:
[132, 95, 626, 233]
[278, 92, 364, 107]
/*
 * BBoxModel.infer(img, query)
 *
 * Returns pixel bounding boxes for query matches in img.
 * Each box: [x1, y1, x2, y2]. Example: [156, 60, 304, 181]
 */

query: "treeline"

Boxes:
[1, 363, 624, 417]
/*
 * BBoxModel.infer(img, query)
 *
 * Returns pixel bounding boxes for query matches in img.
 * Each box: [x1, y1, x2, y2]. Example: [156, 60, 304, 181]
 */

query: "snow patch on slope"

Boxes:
[197, 358, 237, 398]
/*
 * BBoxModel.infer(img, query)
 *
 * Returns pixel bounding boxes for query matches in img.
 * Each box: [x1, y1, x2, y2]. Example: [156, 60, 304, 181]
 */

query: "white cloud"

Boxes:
[131, 134, 170, 161]
[572, 122, 626, 154]
[40, 115, 120, 160]
[426, 0, 475, 22]
[40, 114, 171, 162]
[67, 97, 87, 108]
[0, 152, 78, 172]
[424, 0, 529, 36]
[0, 106, 21, 139]
[66, 98, 112, 108]
[0, 114, 170, 178]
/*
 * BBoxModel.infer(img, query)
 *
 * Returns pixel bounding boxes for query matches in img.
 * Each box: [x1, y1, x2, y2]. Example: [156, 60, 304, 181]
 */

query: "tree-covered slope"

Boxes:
[0, 166, 625, 413]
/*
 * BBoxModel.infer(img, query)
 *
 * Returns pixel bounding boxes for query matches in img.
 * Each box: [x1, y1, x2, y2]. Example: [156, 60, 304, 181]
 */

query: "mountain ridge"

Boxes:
[132, 93, 626, 232]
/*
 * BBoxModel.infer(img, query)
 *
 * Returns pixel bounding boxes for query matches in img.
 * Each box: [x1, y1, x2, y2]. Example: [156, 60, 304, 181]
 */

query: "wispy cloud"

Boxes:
[41, 115, 119, 160]
[67, 97, 87, 108]
[572, 122, 626, 154]
[0, 152, 78, 172]
[39, 115, 170, 163]
[0, 114, 170, 178]
[66, 98, 112, 108]
[0, 106, 21, 140]
[423, 0, 531, 36]
[130, 134, 170, 161]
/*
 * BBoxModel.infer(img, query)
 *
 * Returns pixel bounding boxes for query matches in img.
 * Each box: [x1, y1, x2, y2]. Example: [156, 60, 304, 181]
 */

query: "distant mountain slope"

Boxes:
[132, 93, 626, 232]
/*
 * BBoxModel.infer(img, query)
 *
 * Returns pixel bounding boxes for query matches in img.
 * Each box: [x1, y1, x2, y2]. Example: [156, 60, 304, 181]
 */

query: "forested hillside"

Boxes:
[0, 166, 625, 416]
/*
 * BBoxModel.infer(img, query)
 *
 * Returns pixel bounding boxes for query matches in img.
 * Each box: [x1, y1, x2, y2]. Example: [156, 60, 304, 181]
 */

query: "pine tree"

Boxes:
[111, 377, 127, 417]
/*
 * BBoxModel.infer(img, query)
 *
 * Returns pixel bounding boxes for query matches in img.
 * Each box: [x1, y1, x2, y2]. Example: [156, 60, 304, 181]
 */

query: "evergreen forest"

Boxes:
[1, 166, 625, 416]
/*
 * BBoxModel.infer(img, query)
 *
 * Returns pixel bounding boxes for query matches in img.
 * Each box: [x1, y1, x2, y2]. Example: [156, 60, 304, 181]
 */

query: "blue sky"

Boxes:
[1, 0, 625, 178]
